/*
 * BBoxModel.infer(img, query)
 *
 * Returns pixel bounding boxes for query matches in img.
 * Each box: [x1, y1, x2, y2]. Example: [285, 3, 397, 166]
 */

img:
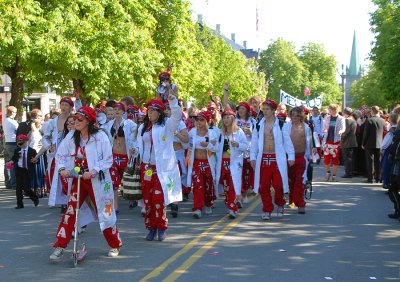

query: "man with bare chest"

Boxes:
[284, 107, 312, 214]
[250, 99, 295, 220]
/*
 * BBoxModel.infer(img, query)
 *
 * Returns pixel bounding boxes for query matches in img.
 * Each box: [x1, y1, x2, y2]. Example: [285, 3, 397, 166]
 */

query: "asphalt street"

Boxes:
[0, 159, 399, 282]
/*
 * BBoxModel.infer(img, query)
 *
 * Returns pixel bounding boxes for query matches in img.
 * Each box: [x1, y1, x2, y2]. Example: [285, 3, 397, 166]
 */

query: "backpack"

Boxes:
[255, 119, 284, 132]
[16, 120, 32, 137]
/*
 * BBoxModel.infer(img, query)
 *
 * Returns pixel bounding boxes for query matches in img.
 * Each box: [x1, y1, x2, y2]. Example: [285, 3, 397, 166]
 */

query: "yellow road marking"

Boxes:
[163, 197, 261, 282]
[139, 196, 259, 282]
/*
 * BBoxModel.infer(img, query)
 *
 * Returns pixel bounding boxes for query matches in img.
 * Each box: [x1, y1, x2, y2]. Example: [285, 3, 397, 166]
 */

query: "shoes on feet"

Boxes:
[146, 228, 157, 241]
[325, 172, 331, 181]
[298, 207, 306, 214]
[193, 210, 202, 219]
[228, 210, 238, 219]
[277, 206, 285, 217]
[287, 203, 296, 209]
[15, 206, 24, 209]
[261, 212, 272, 220]
[236, 201, 243, 209]
[49, 247, 64, 261]
[108, 248, 120, 257]
[157, 229, 166, 241]
[170, 204, 178, 218]
[331, 175, 337, 182]
[34, 198, 39, 207]
[204, 206, 213, 215]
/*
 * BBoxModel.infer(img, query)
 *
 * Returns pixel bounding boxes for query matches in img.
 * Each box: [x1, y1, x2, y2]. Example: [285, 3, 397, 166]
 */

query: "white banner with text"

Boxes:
[279, 90, 323, 109]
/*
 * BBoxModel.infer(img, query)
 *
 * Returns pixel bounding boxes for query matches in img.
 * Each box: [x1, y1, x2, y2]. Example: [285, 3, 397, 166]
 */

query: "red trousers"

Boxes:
[54, 178, 122, 249]
[258, 154, 286, 213]
[178, 160, 190, 196]
[46, 158, 68, 195]
[192, 159, 215, 211]
[219, 158, 238, 212]
[110, 153, 128, 189]
[141, 163, 168, 230]
[241, 158, 254, 194]
[288, 154, 306, 208]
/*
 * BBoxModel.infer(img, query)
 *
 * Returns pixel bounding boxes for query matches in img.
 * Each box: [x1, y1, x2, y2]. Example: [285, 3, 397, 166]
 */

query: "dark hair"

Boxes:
[141, 109, 166, 136]
[105, 99, 116, 108]
[62, 115, 75, 139]
[72, 120, 100, 147]
[121, 96, 134, 106]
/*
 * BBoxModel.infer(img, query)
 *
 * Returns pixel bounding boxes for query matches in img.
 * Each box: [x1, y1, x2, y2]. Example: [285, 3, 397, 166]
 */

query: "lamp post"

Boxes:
[340, 64, 346, 110]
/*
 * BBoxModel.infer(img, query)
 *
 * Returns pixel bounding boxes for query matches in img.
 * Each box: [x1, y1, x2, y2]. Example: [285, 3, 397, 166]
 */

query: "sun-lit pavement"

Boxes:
[0, 157, 399, 281]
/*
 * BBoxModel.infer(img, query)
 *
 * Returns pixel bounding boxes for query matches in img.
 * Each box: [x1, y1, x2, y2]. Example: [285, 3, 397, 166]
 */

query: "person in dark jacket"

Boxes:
[9, 134, 39, 209]
[362, 106, 386, 183]
[387, 127, 400, 219]
[341, 107, 358, 178]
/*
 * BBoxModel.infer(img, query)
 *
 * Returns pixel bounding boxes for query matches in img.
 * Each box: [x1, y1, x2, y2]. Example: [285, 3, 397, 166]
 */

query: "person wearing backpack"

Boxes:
[250, 99, 295, 220]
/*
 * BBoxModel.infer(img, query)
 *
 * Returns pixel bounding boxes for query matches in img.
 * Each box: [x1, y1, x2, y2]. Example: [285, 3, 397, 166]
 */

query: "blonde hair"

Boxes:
[221, 115, 239, 136]
[249, 95, 262, 105]
[328, 104, 339, 111]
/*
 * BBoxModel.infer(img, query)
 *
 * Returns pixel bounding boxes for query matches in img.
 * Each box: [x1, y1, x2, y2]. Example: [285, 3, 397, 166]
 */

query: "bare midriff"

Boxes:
[113, 136, 127, 155]
[195, 149, 208, 160]
[290, 124, 306, 154]
[263, 123, 275, 153]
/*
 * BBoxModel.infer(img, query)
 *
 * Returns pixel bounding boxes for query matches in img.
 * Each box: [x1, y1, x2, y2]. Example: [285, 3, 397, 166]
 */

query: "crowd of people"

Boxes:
[2, 70, 400, 262]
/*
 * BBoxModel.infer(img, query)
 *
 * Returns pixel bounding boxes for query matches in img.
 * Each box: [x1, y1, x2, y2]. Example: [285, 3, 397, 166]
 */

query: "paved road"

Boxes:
[0, 159, 399, 281]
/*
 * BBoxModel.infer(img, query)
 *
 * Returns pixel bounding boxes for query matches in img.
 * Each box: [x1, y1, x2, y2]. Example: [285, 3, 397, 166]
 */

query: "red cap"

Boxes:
[113, 102, 126, 112]
[198, 111, 213, 122]
[237, 102, 251, 112]
[158, 71, 171, 81]
[221, 109, 235, 118]
[95, 103, 106, 114]
[60, 97, 74, 107]
[127, 105, 139, 113]
[276, 112, 287, 120]
[301, 106, 310, 115]
[262, 99, 278, 110]
[16, 134, 29, 141]
[250, 106, 257, 118]
[147, 99, 166, 111]
[75, 106, 96, 124]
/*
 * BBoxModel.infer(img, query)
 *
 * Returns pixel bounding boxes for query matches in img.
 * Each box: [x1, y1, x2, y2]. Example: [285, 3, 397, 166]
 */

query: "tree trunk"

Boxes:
[72, 78, 89, 105]
[7, 56, 25, 121]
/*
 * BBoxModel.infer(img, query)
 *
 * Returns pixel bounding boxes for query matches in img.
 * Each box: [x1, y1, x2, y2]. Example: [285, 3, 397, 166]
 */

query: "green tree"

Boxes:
[370, 0, 400, 101]
[349, 64, 391, 109]
[298, 42, 341, 106]
[0, 0, 47, 118]
[259, 39, 306, 101]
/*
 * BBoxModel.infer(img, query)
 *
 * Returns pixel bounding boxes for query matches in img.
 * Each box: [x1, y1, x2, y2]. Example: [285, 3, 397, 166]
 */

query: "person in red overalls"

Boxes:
[49, 106, 122, 261]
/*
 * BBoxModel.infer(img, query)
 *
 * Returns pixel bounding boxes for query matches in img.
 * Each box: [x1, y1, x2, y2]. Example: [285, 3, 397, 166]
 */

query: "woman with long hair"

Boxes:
[187, 111, 218, 218]
[49, 106, 121, 261]
[135, 94, 182, 241]
[215, 109, 248, 219]
[29, 111, 46, 197]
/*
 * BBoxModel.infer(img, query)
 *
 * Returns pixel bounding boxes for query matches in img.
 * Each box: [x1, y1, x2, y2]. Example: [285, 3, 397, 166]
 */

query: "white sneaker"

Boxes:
[193, 210, 202, 219]
[108, 248, 120, 257]
[49, 247, 64, 261]
[331, 175, 337, 182]
[228, 210, 237, 219]
[204, 206, 213, 215]
[261, 212, 272, 220]
[325, 173, 331, 181]
[277, 206, 285, 217]
[242, 197, 248, 204]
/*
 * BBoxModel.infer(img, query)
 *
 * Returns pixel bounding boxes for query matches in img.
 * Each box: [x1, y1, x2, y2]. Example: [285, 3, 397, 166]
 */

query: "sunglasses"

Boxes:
[160, 76, 170, 81]
[74, 116, 85, 122]
[66, 121, 75, 125]
[195, 117, 205, 121]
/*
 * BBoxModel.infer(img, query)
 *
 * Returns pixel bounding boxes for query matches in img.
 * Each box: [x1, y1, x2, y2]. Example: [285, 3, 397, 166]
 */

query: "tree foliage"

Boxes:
[370, 0, 400, 101]
[0, 0, 266, 110]
[349, 64, 391, 109]
[259, 39, 341, 106]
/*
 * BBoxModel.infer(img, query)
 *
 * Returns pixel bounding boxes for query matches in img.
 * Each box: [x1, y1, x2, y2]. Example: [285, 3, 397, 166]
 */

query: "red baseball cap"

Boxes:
[113, 102, 126, 112]
[158, 72, 171, 81]
[198, 111, 213, 122]
[75, 106, 96, 124]
[147, 99, 166, 111]
[221, 109, 235, 118]
[262, 99, 278, 110]
[16, 134, 29, 141]
[237, 102, 251, 112]
[60, 97, 74, 107]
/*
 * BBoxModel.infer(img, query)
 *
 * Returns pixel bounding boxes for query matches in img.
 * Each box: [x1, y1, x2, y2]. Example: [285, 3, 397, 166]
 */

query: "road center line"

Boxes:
[139, 196, 258, 282]
[162, 197, 261, 282]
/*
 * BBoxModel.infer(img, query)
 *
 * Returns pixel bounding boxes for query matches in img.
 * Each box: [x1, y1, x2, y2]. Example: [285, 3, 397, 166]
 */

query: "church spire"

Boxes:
[348, 31, 361, 76]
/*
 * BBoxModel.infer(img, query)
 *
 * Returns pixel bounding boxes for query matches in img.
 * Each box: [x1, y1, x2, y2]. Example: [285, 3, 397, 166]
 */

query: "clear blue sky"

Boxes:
[188, 0, 376, 72]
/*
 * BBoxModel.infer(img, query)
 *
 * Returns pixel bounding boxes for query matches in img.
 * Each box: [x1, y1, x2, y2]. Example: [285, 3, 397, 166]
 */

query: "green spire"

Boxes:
[348, 31, 361, 76]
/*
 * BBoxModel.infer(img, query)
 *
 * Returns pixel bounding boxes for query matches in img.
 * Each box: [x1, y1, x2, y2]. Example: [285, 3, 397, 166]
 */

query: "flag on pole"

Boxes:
[256, 5, 259, 34]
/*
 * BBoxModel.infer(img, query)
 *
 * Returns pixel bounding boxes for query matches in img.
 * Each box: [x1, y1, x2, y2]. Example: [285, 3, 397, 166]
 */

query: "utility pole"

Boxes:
[340, 64, 346, 110]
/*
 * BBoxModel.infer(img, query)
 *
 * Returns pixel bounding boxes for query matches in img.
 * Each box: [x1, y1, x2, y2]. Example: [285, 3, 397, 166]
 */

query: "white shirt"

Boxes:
[310, 114, 323, 136]
[142, 131, 156, 165]
[4, 117, 18, 143]
[18, 148, 28, 168]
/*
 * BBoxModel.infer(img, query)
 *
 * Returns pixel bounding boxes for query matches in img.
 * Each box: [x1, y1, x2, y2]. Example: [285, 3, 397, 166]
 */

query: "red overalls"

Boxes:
[53, 146, 122, 249]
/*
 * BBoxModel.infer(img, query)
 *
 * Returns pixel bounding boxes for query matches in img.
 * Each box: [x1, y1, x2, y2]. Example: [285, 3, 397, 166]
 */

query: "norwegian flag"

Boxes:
[223, 161, 230, 170]
[262, 156, 276, 166]
[114, 156, 122, 166]
[198, 162, 208, 171]
[359, 105, 367, 115]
